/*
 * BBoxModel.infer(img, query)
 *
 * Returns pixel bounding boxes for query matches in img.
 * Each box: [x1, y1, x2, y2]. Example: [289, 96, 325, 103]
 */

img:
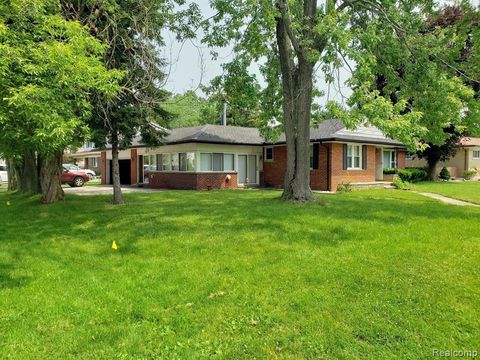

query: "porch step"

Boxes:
[350, 181, 394, 190]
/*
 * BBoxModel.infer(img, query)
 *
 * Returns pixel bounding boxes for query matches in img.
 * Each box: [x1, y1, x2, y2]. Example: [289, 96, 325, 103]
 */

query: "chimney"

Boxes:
[221, 101, 227, 126]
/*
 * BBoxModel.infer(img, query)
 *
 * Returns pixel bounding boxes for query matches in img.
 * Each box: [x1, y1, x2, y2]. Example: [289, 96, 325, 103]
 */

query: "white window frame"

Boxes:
[383, 149, 398, 169]
[473, 150, 480, 159]
[347, 144, 362, 170]
[199, 152, 236, 172]
[264, 147, 274, 162]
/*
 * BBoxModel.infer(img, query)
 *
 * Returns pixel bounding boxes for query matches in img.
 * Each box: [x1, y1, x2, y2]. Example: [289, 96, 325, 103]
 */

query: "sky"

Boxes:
[162, 0, 480, 105]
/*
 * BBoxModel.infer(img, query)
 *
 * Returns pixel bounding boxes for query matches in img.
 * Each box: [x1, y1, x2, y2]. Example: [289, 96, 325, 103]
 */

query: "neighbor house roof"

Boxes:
[101, 119, 404, 150]
[460, 137, 480, 147]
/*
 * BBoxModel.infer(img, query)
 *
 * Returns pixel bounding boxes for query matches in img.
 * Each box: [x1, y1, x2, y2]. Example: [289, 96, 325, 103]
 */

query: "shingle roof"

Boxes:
[460, 137, 480, 147]
[271, 119, 403, 147]
[112, 120, 404, 149]
[164, 124, 265, 145]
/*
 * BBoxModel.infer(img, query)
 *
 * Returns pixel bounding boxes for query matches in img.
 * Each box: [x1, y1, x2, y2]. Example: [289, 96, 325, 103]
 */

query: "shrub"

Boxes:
[439, 167, 451, 181]
[337, 182, 353, 192]
[397, 168, 428, 183]
[393, 177, 413, 190]
[463, 169, 478, 180]
[383, 168, 398, 175]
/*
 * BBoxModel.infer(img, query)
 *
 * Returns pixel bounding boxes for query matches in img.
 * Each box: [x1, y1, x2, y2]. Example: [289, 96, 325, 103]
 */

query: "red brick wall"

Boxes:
[262, 144, 329, 191]
[397, 150, 406, 169]
[100, 151, 107, 185]
[329, 143, 376, 191]
[262, 146, 287, 189]
[310, 145, 329, 190]
[130, 149, 138, 185]
[148, 172, 238, 190]
[197, 172, 238, 189]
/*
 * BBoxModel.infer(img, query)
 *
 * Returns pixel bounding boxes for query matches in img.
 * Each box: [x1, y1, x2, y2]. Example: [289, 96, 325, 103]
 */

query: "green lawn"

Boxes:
[414, 181, 480, 204]
[1, 189, 479, 359]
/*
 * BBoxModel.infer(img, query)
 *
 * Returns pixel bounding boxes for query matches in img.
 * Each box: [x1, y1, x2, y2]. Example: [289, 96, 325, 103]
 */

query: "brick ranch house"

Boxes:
[75, 119, 406, 192]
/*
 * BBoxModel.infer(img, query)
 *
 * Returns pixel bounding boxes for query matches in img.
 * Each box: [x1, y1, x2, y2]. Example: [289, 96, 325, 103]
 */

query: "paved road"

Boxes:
[63, 185, 162, 196]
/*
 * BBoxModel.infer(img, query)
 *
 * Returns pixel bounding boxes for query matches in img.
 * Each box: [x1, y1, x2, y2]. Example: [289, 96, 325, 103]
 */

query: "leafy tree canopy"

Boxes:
[0, 0, 123, 159]
[203, 1, 480, 151]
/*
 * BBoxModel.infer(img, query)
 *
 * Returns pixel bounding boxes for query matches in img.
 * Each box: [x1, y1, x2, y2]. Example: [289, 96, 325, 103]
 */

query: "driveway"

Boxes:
[63, 185, 163, 196]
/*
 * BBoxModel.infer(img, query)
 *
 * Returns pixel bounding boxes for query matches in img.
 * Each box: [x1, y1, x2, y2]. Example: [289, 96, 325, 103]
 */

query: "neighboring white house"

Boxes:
[405, 137, 480, 179]
[67, 142, 101, 175]
[0, 158, 8, 183]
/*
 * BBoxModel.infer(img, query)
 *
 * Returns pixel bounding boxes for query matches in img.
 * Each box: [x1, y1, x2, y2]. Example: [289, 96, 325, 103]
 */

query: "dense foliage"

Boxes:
[0, 0, 122, 202]
[397, 168, 429, 183]
[60, 0, 201, 203]
[202, 0, 480, 200]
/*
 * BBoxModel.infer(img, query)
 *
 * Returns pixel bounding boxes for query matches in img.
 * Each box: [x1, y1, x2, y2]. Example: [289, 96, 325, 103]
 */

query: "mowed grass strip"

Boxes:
[0, 189, 479, 359]
[414, 181, 480, 204]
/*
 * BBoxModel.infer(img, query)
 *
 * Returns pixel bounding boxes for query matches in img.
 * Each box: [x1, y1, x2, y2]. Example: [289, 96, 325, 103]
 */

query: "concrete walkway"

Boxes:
[63, 185, 163, 196]
[414, 191, 480, 207]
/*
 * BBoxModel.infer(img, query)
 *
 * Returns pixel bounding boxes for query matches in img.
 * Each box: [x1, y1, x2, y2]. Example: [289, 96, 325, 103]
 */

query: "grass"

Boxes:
[86, 179, 101, 186]
[0, 189, 479, 359]
[414, 181, 480, 204]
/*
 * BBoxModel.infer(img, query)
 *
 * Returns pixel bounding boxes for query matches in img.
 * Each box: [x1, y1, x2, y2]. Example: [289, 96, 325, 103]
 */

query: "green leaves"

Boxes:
[0, 0, 122, 158]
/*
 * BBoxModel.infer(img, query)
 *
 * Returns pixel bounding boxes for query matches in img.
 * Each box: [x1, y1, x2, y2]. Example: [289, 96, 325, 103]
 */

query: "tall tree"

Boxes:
[204, 1, 480, 200]
[164, 91, 208, 128]
[61, 0, 200, 204]
[373, 4, 480, 179]
[201, 56, 263, 127]
[0, 0, 122, 203]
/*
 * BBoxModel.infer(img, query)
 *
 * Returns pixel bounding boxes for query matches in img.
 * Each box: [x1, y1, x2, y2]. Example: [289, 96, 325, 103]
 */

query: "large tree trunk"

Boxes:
[12, 150, 40, 193]
[6, 158, 18, 191]
[111, 132, 123, 204]
[426, 156, 440, 181]
[276, 8, 314, 201]
[39, 152, 64, 204]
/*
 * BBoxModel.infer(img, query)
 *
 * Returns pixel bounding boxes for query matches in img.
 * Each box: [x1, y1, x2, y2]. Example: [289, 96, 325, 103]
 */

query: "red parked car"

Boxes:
[61, 167, 90, 187]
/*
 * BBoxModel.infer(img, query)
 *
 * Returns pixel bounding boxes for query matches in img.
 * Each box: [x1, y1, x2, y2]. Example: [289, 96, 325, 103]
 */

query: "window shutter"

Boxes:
[313, 143, 319, 170]
[156, 154, 162, 171]
[343, 144, 348, 170]
[362, 145, 367, 170]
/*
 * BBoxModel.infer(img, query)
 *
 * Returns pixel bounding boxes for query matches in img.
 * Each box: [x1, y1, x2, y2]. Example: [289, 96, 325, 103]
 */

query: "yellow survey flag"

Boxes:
[112, 241, 118, 250]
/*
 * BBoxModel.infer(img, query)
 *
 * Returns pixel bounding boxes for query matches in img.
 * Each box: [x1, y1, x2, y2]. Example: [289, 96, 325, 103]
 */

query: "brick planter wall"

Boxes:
[148, 172, 238, 190]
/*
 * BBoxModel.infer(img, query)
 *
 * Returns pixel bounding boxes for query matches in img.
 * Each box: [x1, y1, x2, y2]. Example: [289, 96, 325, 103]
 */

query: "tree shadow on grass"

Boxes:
[0, 263, 30, 289]
[0, 189, 478, 265]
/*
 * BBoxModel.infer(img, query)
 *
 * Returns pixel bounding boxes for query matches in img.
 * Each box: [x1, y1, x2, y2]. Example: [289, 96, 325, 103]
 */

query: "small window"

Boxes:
[405, 152, 414, 161]
[473, 150, 480, 159]
[265, 147, 274, 161]
[90, 157, 98, 168]
[347, 144, 362, 170]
